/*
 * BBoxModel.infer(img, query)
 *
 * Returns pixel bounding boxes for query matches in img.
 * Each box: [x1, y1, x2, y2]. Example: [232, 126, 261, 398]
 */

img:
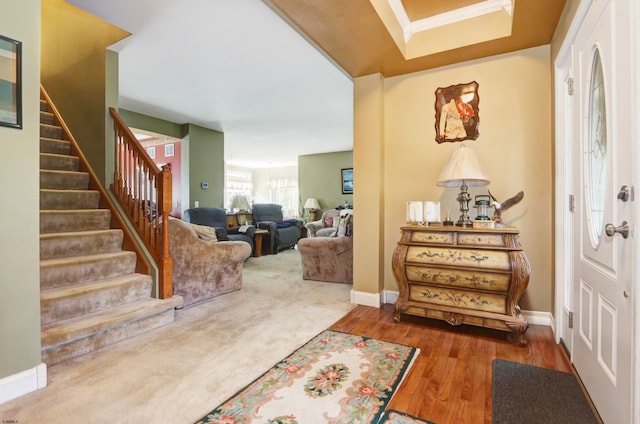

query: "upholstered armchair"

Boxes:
[183, 207, 255, 253]
[297, 213, 353, 284]
[305, 209, 341, 237]
[251, 203, 303, 253]
[168, 218, 252, 307]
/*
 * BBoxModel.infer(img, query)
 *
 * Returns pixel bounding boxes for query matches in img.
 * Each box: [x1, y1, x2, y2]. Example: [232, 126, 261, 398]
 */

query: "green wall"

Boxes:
[119, 109, 188, 140]
[0, 0, 42, 380]
[187, 124, 225, 208]
[299, 151, 353, 218]
[41, 0, 130, 185]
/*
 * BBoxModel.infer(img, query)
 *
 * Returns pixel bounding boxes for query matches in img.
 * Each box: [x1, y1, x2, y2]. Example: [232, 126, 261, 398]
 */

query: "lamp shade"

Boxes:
[230, 195, 251, 211]
[437, 144, 489, 187]
[303, 198, 320, 210]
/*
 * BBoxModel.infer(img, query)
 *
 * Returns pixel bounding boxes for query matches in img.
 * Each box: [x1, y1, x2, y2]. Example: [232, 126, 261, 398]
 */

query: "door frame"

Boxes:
[553, 0, 639, 421]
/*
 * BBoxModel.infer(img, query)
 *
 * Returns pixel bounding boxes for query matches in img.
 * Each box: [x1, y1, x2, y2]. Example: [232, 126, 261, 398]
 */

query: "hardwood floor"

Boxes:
[329, 305, 579, 424]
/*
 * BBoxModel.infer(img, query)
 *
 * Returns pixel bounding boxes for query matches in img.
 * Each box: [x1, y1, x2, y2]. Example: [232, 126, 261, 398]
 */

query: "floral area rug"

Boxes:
[195, 330, 419, 424]
[377, 409, 435, 424]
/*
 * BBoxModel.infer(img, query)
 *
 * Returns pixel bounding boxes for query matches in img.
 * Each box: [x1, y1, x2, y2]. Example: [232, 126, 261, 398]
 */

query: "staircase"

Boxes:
[39, 95, 182, 366]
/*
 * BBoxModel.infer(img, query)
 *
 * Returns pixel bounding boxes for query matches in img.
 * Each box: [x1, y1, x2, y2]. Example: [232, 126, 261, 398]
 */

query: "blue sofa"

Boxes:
[251, 203, 303, 253]
[183, 207, 255, 253]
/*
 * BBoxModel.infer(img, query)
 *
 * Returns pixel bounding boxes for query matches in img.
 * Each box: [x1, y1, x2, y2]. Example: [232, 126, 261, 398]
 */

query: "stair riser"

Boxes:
[41, 153, 79, 171]
[40, 210, 111, 233]
[40, 100, 49, 112]
[40, 252, 137, 290]
[40, 138, 71, 155]
[41, 230, 124, 260]
[42, 308, 176, 365]
[40, 190, 100, 210]
[41, 276, 153, 326]
[40, 170, 89, 190]
[41, 124, 63, 139]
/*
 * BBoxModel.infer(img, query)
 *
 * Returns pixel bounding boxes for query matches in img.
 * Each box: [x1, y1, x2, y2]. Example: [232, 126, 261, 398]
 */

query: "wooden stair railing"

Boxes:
[109, 107, 173, 299]
[40, 85, 155, 288]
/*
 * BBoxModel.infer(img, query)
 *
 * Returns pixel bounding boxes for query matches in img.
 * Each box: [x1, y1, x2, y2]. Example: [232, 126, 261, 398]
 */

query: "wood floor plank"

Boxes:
[330, 305, 575, 424]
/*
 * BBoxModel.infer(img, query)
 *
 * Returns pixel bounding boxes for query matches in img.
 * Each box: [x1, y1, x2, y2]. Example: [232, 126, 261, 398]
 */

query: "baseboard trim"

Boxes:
[0, 363, 47, 404]
[351, 289, 382, 308]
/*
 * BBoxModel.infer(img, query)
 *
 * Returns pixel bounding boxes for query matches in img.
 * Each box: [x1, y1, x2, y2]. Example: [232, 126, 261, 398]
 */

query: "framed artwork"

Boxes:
[0, 34, 22, 129]
[341, 168, 353, 194]
[434, 81, 479, 143]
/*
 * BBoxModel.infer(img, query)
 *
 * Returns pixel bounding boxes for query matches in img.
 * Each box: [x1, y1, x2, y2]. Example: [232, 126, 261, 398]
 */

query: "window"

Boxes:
[269, 177, 299, 218]
[226, 168, 253, 209]
[146, 146, 156, 159]
[164, 143, 175, 157]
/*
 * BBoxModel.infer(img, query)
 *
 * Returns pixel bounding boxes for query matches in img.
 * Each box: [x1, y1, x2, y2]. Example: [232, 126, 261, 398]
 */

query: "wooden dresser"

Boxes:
[392, 225, 530, 345]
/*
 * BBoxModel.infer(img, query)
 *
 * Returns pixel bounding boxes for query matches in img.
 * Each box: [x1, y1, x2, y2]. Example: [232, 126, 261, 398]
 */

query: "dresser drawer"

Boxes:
[457, 232, 506, 247]
[408, 284, 506, 314]
[405, 265, 510, 292]
[410, 231, 454, 244]
[406, 245, 511, 270]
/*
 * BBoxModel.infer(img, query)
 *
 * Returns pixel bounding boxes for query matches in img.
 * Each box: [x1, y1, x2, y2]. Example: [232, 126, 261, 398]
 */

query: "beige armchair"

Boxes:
[168, 218, 252, 307]
[304, 209, 341, 237]
[298, 213, 353, 284]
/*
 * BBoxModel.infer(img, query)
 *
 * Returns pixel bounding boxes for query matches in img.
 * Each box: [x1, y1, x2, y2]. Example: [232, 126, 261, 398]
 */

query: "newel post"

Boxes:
[159, 164, 173, 299]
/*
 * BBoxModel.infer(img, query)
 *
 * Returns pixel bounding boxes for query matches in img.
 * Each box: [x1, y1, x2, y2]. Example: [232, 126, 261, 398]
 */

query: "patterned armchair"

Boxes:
[304, 209, 341, 237]
[298, 213, 353, 284]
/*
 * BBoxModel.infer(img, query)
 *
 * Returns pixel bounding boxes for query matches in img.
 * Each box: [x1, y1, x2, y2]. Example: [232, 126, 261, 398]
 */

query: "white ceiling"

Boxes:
[68, 0, 354, 169]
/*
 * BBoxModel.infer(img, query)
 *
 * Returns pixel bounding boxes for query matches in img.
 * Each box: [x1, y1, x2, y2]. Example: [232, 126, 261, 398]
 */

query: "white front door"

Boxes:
[570, 0, 634, 422]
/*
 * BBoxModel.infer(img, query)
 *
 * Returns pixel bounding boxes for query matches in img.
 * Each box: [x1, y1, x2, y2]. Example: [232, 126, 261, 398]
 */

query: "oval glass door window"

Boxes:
[586, 48, 607, 247]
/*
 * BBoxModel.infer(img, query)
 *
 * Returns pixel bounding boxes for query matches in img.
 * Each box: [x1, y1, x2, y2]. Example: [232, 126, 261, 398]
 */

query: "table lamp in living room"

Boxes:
[230, 195, 251, 225]
[437, 144, 489, 226]
[303, 198, 321, 221]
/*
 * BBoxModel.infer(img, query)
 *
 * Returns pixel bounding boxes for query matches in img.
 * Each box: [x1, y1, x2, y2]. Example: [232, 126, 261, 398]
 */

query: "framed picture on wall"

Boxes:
[341, 168, 353, 194]
[434, 81, 479, 143]
[0, 34, 22, 129]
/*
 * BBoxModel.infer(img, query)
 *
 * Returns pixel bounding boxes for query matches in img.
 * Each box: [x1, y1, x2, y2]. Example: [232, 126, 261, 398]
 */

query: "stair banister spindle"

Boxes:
[108, 107, 173, 299]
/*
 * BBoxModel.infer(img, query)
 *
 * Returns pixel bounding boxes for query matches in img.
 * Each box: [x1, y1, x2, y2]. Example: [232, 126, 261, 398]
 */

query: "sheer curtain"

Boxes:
[269, 177, 299, 218]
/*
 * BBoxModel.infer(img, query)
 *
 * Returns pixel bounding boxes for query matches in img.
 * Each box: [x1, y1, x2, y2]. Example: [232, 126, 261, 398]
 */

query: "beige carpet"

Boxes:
[0, 248, 356, 423]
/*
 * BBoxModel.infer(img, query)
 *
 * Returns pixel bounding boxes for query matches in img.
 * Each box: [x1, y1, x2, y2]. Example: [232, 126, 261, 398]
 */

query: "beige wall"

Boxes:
[353, 73, 386, 298]
[0, 0, 41, 379]
[354, 46, 553, 312]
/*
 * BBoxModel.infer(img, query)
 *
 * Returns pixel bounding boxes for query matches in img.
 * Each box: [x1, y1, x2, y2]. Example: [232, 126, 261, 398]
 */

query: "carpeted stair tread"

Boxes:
[40, 229, 124, 259]
[40, 137, 71, 155]
[40, 209, 111, 233]
[41, 296, 183, 361]
[40, 123, 63, 139]
[40, 152, 79, 171]
[40, 169, 90, 190]
[41, 273, 153, 325]
[37, 93, 179, 366]
[40, 188, 100, 210]
[40, 251, 137, 290]
[40, 111, 55, 125]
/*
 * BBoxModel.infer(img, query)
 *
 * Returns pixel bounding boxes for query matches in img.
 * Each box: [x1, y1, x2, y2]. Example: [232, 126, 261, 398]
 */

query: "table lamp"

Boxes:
[303, 198, 321, 221]
[230, 195, 251, 225]
[437, 144, 489, 226]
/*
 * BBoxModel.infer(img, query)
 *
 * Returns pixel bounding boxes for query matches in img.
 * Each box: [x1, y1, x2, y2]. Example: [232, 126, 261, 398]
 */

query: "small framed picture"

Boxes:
[434, 81, 479, 143]
[341, 168, 353, 194]
[0, 34, 22, 129]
